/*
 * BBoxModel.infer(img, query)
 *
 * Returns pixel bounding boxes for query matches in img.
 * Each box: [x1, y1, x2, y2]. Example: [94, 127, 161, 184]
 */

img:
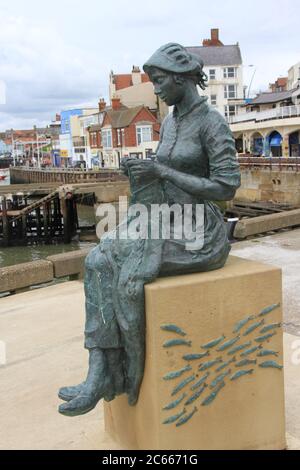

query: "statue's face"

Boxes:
[148, 68, 185, 106]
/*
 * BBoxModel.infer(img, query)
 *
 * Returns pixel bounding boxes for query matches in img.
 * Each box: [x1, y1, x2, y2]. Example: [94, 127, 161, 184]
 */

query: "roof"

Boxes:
[89, 124, 102, 132]
[89, 106, 156, 131]
[186, 45, 242, 66]
[107, 106, 146, 128]
[250, 87, 300, 105]
[113, 73, 150, 90]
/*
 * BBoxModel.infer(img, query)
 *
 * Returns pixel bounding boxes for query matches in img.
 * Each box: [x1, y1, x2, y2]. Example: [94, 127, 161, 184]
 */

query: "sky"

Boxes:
[0, 0, 299, 131]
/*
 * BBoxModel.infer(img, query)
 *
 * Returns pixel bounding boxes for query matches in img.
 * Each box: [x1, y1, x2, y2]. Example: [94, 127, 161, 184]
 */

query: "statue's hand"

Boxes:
[126, 159, 167, 180]
[120, 157, 137, 176]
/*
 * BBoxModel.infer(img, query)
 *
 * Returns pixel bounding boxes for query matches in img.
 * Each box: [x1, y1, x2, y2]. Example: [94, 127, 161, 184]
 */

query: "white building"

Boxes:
[109, 66, 169, 122]
[77, 105, 105, 167]
[288, 62, 300, 90]
[229, 88, 300, 157]
[187, 29, 244, 119]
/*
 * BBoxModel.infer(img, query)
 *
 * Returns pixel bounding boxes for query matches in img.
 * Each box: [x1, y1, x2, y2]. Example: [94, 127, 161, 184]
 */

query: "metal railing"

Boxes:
[229, 105, 300, 124]
[11, 166, 121, 173]
[238, 156, 300, 171]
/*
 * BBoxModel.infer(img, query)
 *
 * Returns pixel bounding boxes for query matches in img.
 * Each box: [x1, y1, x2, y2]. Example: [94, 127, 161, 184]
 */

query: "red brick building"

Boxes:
[269, 77, 288, 93]
[111, 67, 150, 91]
[89, 98, 160, 168]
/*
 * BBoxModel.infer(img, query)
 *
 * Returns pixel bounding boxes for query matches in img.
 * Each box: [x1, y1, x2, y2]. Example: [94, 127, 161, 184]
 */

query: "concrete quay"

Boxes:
[0, 281, 119, 450]
[0, 230, 300, 449]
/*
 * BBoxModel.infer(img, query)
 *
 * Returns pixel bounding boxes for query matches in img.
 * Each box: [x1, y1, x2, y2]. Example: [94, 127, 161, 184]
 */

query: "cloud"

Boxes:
[0, 0, 300, 130]
[0, 14, 106, 129]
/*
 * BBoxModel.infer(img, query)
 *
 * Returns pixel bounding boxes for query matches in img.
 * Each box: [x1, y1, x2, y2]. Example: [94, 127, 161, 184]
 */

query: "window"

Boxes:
[223, 67, 236, 79]
[117, 129, 121, 146]
[91, 132, 97, 147]
[101, 129, 112, 148]
[224, 84, 237, 99]
[64, 120, 70, 133]
[145, 148, 153, 158]
[117, 129, 124, 146]
[209, 69, 216, 80]
[129, 152, 143, 159]
[210, 95, 217, 106]
[136, 126, 152, 145]
[224, 105, 237, 118]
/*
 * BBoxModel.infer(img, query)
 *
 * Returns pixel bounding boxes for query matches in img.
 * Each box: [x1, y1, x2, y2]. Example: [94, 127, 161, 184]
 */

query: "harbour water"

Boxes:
[0, 171, 97, 268]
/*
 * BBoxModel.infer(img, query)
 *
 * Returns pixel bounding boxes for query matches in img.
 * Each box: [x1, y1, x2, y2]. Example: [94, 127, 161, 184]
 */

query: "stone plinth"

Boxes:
[104, 256, 286, 450]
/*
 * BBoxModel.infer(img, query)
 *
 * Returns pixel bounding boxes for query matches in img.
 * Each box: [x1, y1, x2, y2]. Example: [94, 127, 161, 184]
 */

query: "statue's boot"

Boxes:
[58, 383, 85, 402]
[58, 389, 105, 417]
[58, 348, 110, 417]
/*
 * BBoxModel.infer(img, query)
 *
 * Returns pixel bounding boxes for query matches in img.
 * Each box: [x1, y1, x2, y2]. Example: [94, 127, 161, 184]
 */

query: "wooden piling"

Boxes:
[36, 207, 42, 238]
[2, 196, 9, 247]
[43, 202, 49, 242]
[21, 214, 27, 242]
[61, 196, 71, 244]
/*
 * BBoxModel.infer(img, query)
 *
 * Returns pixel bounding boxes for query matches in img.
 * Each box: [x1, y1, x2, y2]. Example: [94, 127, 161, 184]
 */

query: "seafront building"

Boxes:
[109, 66, 169, 122]
[288, 62, 300, 91]
[187, 29, 245, 119]
[0, 133, 11, 156]
[88, 97, 160, 168]
[230, 78, 300, 157]
[0, 123, 60, 166]
[59, 108, 98, 167]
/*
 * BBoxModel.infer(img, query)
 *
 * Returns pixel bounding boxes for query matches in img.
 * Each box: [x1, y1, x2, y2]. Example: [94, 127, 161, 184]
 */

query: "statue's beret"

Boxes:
[143, 43, 203, 75]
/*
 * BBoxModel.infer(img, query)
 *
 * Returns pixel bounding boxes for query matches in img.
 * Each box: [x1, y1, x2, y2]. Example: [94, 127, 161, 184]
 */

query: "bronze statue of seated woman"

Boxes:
[58, 43, 241, 417]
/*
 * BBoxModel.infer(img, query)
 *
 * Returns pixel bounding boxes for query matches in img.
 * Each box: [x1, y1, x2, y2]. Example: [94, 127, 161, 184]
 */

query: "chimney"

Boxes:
[132, 65, 142, 86]
[98, 98, 106, 112]
[111, 97, 121, 111]
[202, 28, 224, 47]
[211, 28, 219, 42]
[56, 113, 61, 122]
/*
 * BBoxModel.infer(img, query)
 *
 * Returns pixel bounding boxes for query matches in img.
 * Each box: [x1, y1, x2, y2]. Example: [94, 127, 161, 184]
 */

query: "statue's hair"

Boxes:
[145, 65, 208, 91]
[181, 69, 208, 91]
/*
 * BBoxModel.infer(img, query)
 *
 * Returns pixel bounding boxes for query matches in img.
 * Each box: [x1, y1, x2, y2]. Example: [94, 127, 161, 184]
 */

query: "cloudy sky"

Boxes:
[0, 0, 299, 130]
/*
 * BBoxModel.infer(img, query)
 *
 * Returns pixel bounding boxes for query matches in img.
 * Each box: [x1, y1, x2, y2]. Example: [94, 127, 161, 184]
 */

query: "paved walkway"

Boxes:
[0, 282, 120, 450]
[232, 228, 300, 336]
[231, 229, 300, 450]
[0, 230, 300, 449]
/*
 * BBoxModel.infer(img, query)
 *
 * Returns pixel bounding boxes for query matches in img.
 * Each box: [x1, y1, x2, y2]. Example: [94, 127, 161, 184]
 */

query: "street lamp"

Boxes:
[11, 129, 15, 167]
[246, 65, 257, 99]
[36, 131, 41, 168]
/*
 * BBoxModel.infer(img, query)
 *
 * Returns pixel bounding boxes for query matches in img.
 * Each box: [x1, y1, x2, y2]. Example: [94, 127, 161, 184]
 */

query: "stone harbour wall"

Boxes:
[0, 249, 91, 295]
[238, 169, 300, 205]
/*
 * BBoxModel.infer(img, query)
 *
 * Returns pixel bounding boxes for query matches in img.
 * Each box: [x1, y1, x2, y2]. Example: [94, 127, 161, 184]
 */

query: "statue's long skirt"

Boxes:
[83, 201, 230, 398]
